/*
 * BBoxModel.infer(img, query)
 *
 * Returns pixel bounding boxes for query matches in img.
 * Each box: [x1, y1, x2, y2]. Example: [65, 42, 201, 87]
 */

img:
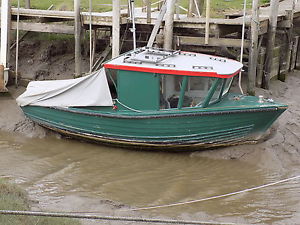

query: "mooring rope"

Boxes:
[115, 99, 143, 113]
[123, 175, 300, 211]
[0, 210, 236, 225]
[238, 0, 247, 95]
[1, 176, 298, 224]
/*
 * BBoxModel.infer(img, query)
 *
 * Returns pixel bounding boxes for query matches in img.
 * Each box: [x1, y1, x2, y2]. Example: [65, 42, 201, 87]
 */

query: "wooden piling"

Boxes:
[290, 36, 299, 70]
[187, 0, 194, 17]
[74, 0, 82, 77]
[25, 0, 30, 9]
[283, 0, 296, 77]
[247, 0, 259, 95]
[278, 9, 294, 82]
[112, 0, 120, 57]
[0, 0, 11, 92]
[205, 0, 210, 44]
[188, 0, 204, 17]
[175, 0, 180, 20]
[0, 65, 7, 92]
[164, 0, 176, 50]
[263, 0, 280, 89]
[145, 0, 151, 24]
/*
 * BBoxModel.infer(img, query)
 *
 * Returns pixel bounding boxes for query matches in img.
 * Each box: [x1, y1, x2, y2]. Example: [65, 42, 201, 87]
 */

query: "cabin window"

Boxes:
[106, 69, 118, 99]
[160, 75, 184, 108]
[208, 79, 224, 105]
[186, 76, 216, 107]
[160, 75, 220, 109]
[222, 77, 233, 96]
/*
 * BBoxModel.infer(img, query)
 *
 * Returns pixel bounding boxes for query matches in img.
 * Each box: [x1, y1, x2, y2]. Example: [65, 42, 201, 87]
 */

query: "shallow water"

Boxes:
[0, 131, 299, 224]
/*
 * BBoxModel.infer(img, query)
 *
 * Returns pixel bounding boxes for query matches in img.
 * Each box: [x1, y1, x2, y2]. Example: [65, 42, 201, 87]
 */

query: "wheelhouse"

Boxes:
[104, 47, 242, 112]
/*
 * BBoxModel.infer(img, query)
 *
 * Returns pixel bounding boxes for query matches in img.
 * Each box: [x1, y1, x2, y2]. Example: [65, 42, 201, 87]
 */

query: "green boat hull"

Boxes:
[20, 95, 287, 150]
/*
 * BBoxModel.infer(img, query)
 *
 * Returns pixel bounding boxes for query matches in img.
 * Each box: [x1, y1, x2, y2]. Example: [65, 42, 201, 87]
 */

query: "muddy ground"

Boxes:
[2, 38, 300, 172]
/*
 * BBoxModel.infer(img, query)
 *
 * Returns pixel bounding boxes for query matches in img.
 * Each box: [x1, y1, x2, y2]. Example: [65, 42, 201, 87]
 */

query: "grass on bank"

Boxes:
[0, 178, 81, 225]
[11, 0, 271, 17]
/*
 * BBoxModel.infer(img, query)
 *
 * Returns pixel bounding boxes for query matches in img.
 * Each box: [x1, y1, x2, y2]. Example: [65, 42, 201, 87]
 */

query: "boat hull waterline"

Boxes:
[21, 103, 287, 150]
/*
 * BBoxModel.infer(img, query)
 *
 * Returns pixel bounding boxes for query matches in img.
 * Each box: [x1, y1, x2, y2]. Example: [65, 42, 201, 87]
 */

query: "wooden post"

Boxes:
[92, 30, 96, 69]
[247, 0, 259, 95]
[0, 0, 11, 92]
[164, 0, 176, 50]
[112, 0, 120, 57]
[146, 0, 151, 24]
[204, 0, 210, 44]
[199, 0, 204, 16]
[74, 0, 82, 77]
[143, 0, 151, 23]
[175, 0, 180, 20]
[89, 0, 92, 74]
[187, 0, 194, 17]
[278, 9, 294, 82]
[284, 1, 296, 75]
[290, 36, 299, 71]
[25, 0, 30, 9]
[142, 0, 146, 12]
[263, 0, 279, 89]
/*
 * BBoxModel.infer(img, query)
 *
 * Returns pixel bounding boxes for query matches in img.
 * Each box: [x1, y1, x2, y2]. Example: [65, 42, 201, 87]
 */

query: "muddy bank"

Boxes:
[1, 37, 93, 137]
[0, 87, 47, 138]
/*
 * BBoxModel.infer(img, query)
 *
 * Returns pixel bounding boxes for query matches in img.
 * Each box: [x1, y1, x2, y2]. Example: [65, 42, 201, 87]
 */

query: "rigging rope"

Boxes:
[122, 175, 300, 211]
[238, 0, 247, 95]
[0, 175, 298, 225]
[115, 99, 143, 113]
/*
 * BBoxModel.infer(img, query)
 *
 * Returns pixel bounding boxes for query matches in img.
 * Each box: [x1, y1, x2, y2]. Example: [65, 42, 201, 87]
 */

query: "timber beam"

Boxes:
[11, 22, 74, 34]
[156, 34, 250, 48]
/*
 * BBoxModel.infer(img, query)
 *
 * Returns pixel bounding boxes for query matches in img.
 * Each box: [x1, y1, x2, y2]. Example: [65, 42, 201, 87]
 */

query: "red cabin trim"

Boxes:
[104, 64, 240, 78]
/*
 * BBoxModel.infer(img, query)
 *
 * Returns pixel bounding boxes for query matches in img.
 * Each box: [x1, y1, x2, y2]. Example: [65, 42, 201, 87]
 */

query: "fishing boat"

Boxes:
[17, 47, 287, 150]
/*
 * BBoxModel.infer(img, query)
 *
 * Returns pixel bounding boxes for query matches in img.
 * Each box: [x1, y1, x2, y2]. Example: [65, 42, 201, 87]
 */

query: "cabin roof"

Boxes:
[104, 47, 243, 78]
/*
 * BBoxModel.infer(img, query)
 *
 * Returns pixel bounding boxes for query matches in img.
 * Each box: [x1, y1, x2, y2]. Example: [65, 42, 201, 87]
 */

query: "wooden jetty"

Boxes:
[1, 0, 300, 94]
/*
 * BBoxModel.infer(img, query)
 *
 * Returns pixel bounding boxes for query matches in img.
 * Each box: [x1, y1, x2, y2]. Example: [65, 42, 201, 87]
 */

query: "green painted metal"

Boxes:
[202, 78, 222, 108]
[117, 70, 160, 111]
[177, 76, 188, 109]
[18, 59, 288, 149]
[21, 93, 287, 150]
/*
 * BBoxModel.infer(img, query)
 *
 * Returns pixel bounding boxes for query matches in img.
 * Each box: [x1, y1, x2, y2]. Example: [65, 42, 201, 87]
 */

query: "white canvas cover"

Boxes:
[16, 68, 113, 107]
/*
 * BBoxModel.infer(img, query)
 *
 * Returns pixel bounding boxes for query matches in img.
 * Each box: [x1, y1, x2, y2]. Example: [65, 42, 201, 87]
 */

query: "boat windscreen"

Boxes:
[160, 75, 223, 109]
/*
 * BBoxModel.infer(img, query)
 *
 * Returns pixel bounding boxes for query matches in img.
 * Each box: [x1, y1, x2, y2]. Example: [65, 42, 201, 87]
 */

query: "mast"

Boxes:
[129, 0, 137, 50]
